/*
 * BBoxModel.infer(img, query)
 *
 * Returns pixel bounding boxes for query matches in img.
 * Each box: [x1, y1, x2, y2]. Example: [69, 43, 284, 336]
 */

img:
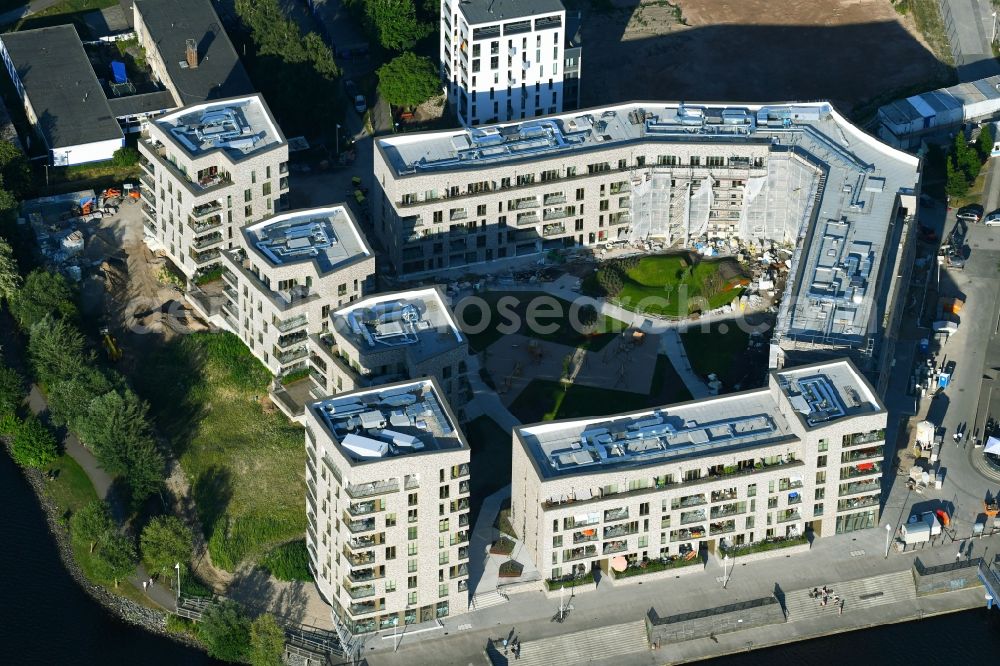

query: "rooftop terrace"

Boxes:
[775, 360, 881, 428]
[244, 206, 369, 273]
[311, 380, 464, 463]
[156, 96, 282, 158]
[333, 288, 464, 363]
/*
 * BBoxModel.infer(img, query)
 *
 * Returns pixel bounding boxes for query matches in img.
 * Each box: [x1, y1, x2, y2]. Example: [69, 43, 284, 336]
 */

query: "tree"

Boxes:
[249, 613, 286, 666]
[977, 123, 995, 160]
[77, 389, 153, 475]
[111, 146, 140, 167]
[0, 141, 30, 200]
[27, 316, 90, 386]
[9, 415, 58, 468]
[141, 515, 193, 577]
[577, 304, 598, 329]
[93, 530, 138, 587]
[70, 500, 114, 553]
[10, 270, 77, 330]
[946, 159, 969, 197]
[199, 600, 251, 663]
[953, 132, 980, 182]
[0, 362, 23, 418]
[47, 369, 114, 431]
[365, 0, 430, 51]
[378, 52, 440, 107]
[0, 236, 21, 302]
[124, 437, 164, 508]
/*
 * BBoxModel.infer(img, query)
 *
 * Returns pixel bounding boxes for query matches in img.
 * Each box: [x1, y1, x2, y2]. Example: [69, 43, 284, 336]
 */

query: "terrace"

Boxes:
[155, 96, 282, 159]
[243, 206, 369, 273]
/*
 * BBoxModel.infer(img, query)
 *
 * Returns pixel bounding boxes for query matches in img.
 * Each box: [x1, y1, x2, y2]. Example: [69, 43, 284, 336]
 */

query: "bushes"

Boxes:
[70, 500, 138, 587]
[111, 147, 140, 168]
[199, 600, 251, 663]
[141, 515, 193, 578]
[260, 540, 312, 582]
[490, 536, 515, 556]
[279, 368, 311, 386]
[249, 613, 286, 666]
[498, 560, 523, 578]
[0, 362, 24, 418]
[545, 571, 594, 590]
[10, 269, 78, 330]
[720, 535, 808, 557]
[9, 415, 59, 468]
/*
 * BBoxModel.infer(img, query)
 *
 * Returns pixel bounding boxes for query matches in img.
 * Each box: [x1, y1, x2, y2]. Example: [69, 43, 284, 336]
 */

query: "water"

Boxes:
[3, 447, 999, 666]
[0, 451, 220, 665]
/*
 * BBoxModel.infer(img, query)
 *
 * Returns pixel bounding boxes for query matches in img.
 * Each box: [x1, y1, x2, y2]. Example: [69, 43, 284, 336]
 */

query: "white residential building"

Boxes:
[441, 0, 571, 126]
[216, 205, 375, 377]
[138, 94, 290, 281]
[305, 378, 471, 634]
[510, 359, 887, 587]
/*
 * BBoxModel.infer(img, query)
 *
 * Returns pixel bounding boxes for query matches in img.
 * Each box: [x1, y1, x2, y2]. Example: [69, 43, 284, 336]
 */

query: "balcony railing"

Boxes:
[840, 462, 882, 480]
[346, 479, 399, 499]
[603, 540, 628, 555]
[710, 520, 736, 535]
[274, 346, 308, 365]
[609, 212, 631, 226]
[672, 495, 707, 510]
[189, 247, 220, 265]
[573, 530, 598, 544]
[191, 201, 222, 218]
[347, 501, 379, 517]
[516, 212, 540, 226]
[563, 545, 597, 562]
[192, 232, 223, 250]
[543, 193, 566, 205]
[711, 489, 738, 503]
[778, 479, 804, 491]
[450, 531, 469, 546]
[348, 568, 382, 583]
[450, 464, 470, 479]
[843, 429, 886, 448]
[405, 475, 420, 490]
[670, 526, 706, 542]
[838, 494, 880, 512]
[776, 510, 801, 523]
[543, 208, 572, 221]
[841, 446, 884, 464]
[344, 549, 375, 566]
[542, 223, 565, 237]
[680, 510, 707, 525]
[710, 503, 745, 519]
[604, 507, 629, 523]
[277, 330, 308, 349]
[188, 214, 222, 234]
[274, 313, 308, 333]
[349, 601, 377, 616]
[510, 197, 538, 210]
[603, 523, 637, 539]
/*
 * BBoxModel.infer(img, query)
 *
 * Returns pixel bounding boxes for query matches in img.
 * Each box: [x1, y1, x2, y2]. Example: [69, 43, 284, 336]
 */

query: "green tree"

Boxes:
[365, 0, 430, 51]
[953, 132, 980, 182]
[93, 530, 138, 587]
[27, 316, 90, 386]
[77, 389, 153, 475]
[10, 269, 77, 329]
[70, 500, 114, 553]
[111, 146, 140, 167]
[47, 369, 114, 431]
[0, 236, 21, 302]
[0, 362, 23, 417]
[141, 515, 193, 577]
[977, 124, 995, 160]
[0, 141, 30, 199]
[199, 600, 251, 663]
[124, 437, 164, 508]
[377, 52, 440, 107]
[249, 613, 286, 666]
[9, 415, 58, 468]
[577, 304, 598, 329]
[946, 159, 969, 197]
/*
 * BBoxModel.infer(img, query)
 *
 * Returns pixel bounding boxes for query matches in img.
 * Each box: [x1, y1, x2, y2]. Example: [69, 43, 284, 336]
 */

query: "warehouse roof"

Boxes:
[0, 26, 123, 150]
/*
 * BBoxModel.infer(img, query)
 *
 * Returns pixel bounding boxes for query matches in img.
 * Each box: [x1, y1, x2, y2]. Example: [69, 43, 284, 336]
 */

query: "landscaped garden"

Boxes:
[457, 290, 628, 352]
[613, 554, 703, 578]
[134, 332, 306, 571]
[719, 535, 808, 557]
[585, 253, 746, 318]
[508, 354, 692, 424]
[545, 571, 594, 591]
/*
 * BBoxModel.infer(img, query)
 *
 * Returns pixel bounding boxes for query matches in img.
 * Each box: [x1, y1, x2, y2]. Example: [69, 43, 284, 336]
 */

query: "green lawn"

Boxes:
[134, 332, 306, 572]
[594, 254, 745, 318]
[42, 453, 98, 520]
[464, 415, 512, 529]
[458, 290, 628, 352]
[509, 354, 692, 424]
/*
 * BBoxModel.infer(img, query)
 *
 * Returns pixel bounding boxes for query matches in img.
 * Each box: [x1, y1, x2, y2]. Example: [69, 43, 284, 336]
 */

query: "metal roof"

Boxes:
[0, 26, 123, 150]
[243, 205, 370, 273]
[155, 95, 283, 159]
[456, 0, 565, 25]
[106, 90, 177, 119]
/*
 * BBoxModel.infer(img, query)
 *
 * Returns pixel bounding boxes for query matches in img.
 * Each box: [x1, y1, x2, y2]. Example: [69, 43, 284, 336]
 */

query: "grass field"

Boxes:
[458, 291, 627, 352]
[464, 416, 512, 529]
[509, 354, 692, 424]
[591, 255, 745, 318]
[134, 332, 306, 572]
[42, 453, 98, 520]
[680, 322, 752, 389]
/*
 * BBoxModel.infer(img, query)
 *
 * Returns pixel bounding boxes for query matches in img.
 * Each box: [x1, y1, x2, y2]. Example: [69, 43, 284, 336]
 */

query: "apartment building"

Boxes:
[441, 0, 571, 126]
[305, 379, 471, 634]
[373, 101, 920, 376]
[138, 94, 290, 280]
[310, 287, 471, 410]
[217, 205, 375, 376]
[510, 359, 886, 586]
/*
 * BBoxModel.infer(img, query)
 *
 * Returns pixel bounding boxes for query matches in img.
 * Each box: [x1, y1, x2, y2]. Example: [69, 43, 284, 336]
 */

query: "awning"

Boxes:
[611, 556, 628, 572]
[985, 436, 1000, 455]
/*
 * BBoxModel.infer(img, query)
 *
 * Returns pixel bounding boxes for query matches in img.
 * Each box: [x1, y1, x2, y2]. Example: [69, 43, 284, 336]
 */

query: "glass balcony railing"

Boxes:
[838, 494, 880, 512]
[840, 462, 882, 480]
[273, 313, 308, 333]
[346, 479, 399, 499]
[672, 495, 707, 510]
[191, 201, 222, 218]
[573, 530, 598, 544]
[347, 501, 379, 517]
[563, 545, 597, 562]
[349, 601, 377, 616]
[680, 510, 707, 525]
[603, 540, 628, 555]
[603, 507, 629, 523]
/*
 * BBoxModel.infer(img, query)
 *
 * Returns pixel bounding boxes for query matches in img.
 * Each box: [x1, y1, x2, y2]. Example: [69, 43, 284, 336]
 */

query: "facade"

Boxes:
[510, 359, 887, 585]
[134, 0, 255, 107]
[217, 205, 375, 376]
[137, 94, 290, 280]
[305, 378, 471, 634]
[310, 287, 471, 409]
[0, 26, 124, 165]
[441, 0, 571, 126]
[373, 101, 920, 375]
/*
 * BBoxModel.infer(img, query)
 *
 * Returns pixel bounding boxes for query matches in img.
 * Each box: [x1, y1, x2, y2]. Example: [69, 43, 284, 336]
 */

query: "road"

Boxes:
[941, 0, 1000, 81]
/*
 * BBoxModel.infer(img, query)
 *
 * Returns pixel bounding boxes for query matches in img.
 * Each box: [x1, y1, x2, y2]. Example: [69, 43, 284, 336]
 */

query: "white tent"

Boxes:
[984, 436, 1000, 455]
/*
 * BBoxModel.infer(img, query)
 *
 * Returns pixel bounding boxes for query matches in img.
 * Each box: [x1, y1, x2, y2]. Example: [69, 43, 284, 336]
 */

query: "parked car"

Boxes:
[354, 95, 366, 114]
[956, 204, 983, 222]
[984, 212, 1000, 226]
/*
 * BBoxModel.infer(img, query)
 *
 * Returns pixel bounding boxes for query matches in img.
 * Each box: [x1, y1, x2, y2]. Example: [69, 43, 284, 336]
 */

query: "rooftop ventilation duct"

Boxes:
[185, 39, 198, 69]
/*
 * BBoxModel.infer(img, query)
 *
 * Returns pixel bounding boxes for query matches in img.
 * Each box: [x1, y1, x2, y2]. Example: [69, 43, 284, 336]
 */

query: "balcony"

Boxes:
[449, 209, 468, 221]
[709, 520, 736, 535]
[563, 545, 597, 562]
[349, 601, 377, 616]
[347, 501, 380, 517]
[188, 214, 222, 234]
[542, 223, 565, 237]
[274, 346, 308, 365]
[458, 513, 470, 527]
[787, 493, 802, 506]
[222, 269, 238, 288]
[776, 510, 801, 523]
[510, 197, 538, 210]
[573, 529, 598, 544]
[603, 522, 638, 539]
[189, 247, 220, 265]
[450, 530, 469, 546]
[838, 494, 880, 512]
[603, 507, 629, 523]
[457, 545, 469, 561]
[710, 503, 745, 519]
[450, 563, 469, 579]
[344, 518, 375, 534]
[273, 313, 308, 333]
[608, 212, 631, 226]
[840, 462, 882, 480]
[193, 170, 232, 191]
[192, 232, 223, 250]
[610, 183, 630, 195]
[458, 479, 470, 495]
[346, 478, 400, 499]
[670, 526, 705, 542]
[450, 463, 470, 479]
[277, 330, 308, 349]
[346, 534, 383, 552]
[564, 515, 599, 530]
[306, 478, 317, 500]
[516, 212, 540, 226]
[139, 173, 155, 191]
[711, 489, 738, 503]
[603, 540, 628, 555]
[843, 429, 885, 448]
[141, 202, 156, 221]
[672, 494, 707, 510]
[348, 568, 382, 583]
[841, 446, 884, 464]
[680, 509, 707, 525]
[220, 302, 238, 324]
[543, 208, 572, 221]
[191, 201, 223, 219]
[778, 478, 804, 491]
[543, 193, 566, 205]
[450, 498, 470, 513]
[404, 475, 420, 490]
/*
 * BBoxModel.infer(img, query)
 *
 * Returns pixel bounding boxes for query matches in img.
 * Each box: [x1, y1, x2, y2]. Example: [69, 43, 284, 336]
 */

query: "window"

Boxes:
[386, 513, 397, 527]
[815, 488, 826, 500]
[408, 509, 418, 523]
[386, 546, 396, 560]
[385, 579, 396, 592]
[439, 583, 448, 598]
[408, 575, 417, 589]
[552, 535, 563, 547]
[408, 592, 417, 605]
[244, 189, 252, 203]
[263, 182, 271, 196]
[818, 439, 829, 452]
[439, 486, 450, 499]
[408, 527, 418, 540]
[817, 455, 827, 468]
[408, 559, 417, 573]
[816, 471, 826, 484]
[439, 551, 449, 565]
[408, 542, 418, 556]
[477, 204, 486, 215]
[639, 502, 650, 516]
[244, 205, 252, 218]
[408, 493, 418, 506]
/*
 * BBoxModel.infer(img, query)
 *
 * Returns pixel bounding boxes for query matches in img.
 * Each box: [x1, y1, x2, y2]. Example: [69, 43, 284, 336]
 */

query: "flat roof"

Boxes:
[0, 26, 123, 149]
[310, 379, 465, 463]
[135, 0, 254, 104]
[107, 90, 177, 119]
[156, 95, 282, 159]
[333, 287, 465, 363]
[774, 360, 881, 428]
[457, 0, 564, 25]
[244, 206, 370, 273]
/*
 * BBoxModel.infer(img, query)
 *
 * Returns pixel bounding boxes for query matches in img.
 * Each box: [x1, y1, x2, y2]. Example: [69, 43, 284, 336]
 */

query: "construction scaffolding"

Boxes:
[738, 153, 820, 245]
[628, 170, 671, 243]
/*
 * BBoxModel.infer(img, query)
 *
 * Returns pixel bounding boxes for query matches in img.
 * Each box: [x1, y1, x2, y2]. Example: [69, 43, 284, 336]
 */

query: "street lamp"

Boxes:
[884, 524, 893, 559]
[993, 12, 998, 45]
[174, 562, 181, 602]
[722, 554, 730, 588]
[335, 123, 341, 156]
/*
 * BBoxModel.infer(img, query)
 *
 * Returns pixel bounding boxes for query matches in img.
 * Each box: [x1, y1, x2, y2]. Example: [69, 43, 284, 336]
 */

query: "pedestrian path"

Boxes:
[782, 570, 915, 622]
[490, 620, 647, 666]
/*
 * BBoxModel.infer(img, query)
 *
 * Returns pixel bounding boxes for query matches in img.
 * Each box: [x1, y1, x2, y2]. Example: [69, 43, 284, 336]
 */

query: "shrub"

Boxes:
[249, 613, 286, 666]
[498, 560, 523, 578]
[166, 614, 199, 638]
[141, 515, 193, 577]
[490, 536, 515, 556]
[199, 600, 251, 663]
[545, 571, 594, 590]
[279, 368, 311, 386]
[111, 147, 140, 168]
[0, 363, 23, 417]
[260, 540, 313, 582]
[10, 415, 59, 468]
[70, 500, 114, 553]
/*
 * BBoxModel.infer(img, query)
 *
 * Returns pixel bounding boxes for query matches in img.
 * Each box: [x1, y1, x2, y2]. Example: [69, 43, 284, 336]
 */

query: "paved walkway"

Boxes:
[464, 355, 520, 432]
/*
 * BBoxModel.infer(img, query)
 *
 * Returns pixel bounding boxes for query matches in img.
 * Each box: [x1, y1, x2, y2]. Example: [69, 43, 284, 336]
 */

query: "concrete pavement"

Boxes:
[941, 0, 1000, 81]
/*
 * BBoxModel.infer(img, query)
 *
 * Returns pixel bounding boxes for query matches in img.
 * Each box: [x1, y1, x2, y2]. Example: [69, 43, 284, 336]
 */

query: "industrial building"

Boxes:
[0, 26, 125, 165]
[310, 287, 471, 410]
[877, 75, 1000, 150]
[510, 359, 886, 587]
[372, 101, 920, 384]
[440, 0, 580, 126]
[216, 205, 375, 377]
[138, 94, 290, 280]
[304, 378, 471, 634]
